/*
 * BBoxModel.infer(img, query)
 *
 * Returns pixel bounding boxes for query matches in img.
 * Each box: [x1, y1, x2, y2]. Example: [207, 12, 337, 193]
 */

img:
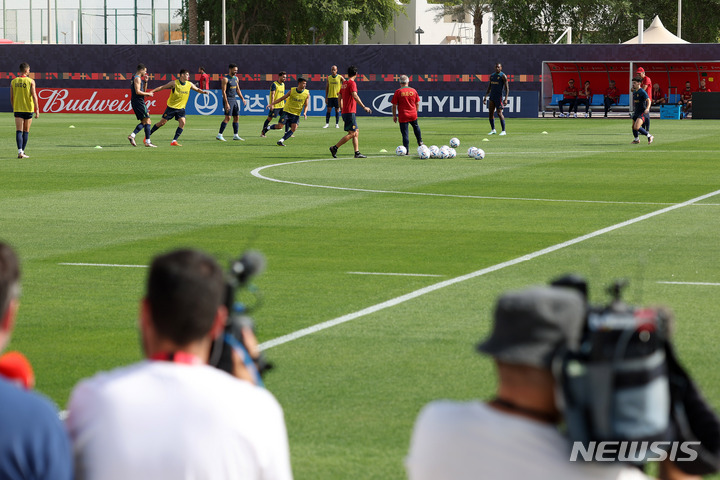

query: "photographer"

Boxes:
[406, 285, 699, 480]
[67, 248, 292, 480]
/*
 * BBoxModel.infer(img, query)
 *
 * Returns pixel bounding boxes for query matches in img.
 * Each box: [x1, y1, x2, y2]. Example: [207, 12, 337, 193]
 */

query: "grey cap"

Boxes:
[477, 286, 585, 368]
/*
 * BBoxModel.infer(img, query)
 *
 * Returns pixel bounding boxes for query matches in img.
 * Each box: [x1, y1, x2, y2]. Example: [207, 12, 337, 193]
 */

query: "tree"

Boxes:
[187, 0, 198, 44]
[183, 0, 404, 44]
[429, 0, 491, 44]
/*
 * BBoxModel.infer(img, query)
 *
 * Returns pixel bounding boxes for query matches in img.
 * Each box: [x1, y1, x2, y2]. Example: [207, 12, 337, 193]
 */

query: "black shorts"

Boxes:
[224, 101, 240, 117]
[327, 97, 340, 109]
[132, 100, 150, 120]
[162, 107, 186, 121]
[14, 112, 33, 120]
[342, 113, 358, 132]
[268, 108, 284, 119]
[487, 96, 504, 110]
[632, 112, 649, 124]
[284, 113, 301, 126]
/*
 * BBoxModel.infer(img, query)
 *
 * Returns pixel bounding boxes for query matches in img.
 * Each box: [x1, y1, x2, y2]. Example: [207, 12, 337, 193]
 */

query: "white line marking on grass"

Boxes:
[59, 262, 147, 268]
[250, 159, 674, 206]
[347, 272, 444, 277]
[259, 188, 720, 350]
[657, 281, 720, 286]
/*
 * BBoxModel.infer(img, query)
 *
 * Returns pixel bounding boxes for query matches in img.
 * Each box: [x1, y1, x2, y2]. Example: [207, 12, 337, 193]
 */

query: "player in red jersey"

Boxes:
[636, 67, 652, 95]
[329, 65, 372, 159]
[391, 75, 423, 154]
[574, 80, 592, 117]
[557, 79, 577, 117]
[651, 83, 666, 106]
[603, 80, 619, 117]
[679, 81, 693, 116]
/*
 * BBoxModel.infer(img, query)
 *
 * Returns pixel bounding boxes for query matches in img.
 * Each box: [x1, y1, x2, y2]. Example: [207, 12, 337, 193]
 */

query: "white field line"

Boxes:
[59, 262, 147, 268]
[347, 272, 444, 277]
[657, 281, 720, 286]
[250, 159, 673, 206]
[259, 188, 720, 350]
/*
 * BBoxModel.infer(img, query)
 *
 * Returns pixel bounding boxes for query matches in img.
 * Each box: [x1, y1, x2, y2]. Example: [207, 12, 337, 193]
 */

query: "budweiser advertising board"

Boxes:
[37, 88, 171, 114]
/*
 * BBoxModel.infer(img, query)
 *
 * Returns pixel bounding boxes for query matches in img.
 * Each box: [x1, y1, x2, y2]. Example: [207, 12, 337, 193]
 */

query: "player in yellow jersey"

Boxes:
[270, 78, 310, 147]
[10, 62, 39, 159]
[261, 71, 287, 137]
[149, 69, 208, 146]
[324, 65, 344, 128]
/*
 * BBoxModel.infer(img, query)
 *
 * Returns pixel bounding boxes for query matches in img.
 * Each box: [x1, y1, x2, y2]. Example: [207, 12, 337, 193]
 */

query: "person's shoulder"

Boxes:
[0, 377, 62, 421]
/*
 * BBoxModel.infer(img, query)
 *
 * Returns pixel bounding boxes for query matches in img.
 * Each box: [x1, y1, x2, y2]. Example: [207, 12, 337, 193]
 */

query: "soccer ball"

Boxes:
[448, 148, 457, 158]
[396, 145, 407, 156]
[467, 147, 479, 158]
[474, 148, 486, 160]
[440, 146, 451, 159]
[418, 145, 431, 159]
[429, 145, 440, 158]
[449, 137, 460, 148]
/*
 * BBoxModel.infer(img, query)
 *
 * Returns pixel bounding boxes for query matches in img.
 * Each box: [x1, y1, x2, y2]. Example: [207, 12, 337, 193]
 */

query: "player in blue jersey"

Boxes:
[217, 63, 247, 141]
[127, 64, 156, 147]
[631, 77, 653, 145]
[482, 63, 508, 135]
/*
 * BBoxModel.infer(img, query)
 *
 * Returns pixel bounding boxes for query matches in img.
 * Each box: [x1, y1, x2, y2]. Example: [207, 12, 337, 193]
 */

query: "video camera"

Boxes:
[551, 274, 720, 474]
[209, 251, 273, 385]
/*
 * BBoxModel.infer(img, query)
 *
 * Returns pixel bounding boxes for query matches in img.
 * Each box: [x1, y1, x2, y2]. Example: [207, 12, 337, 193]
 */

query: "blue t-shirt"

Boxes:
[633, 88, 649, 116]
[0, 378, 73, 480]
[488, 72, 507, 99]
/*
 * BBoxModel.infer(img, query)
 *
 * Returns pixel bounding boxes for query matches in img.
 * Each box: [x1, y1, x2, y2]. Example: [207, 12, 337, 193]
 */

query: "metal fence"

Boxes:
[0, 5, 184, 44]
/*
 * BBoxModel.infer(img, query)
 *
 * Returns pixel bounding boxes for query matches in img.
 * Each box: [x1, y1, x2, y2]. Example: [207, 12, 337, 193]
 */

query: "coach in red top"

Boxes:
[391, 75, 423, 154]
[680, 81, 693, 116]
[603, 80, 619, 117]
[636, 67, 652, 95]
[557, 79, 577, 117]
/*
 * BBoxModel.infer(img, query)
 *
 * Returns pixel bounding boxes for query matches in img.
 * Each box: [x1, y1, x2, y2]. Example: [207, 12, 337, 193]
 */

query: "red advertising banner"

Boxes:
[37, 88, 170, 114]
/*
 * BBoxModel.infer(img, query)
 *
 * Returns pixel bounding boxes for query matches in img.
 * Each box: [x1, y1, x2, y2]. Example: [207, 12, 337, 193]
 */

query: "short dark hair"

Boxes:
[347, 65, 358, 77]
[146, 249, 225, 346]
[0, 243, 20, 317]
[179, 69, 189, 76]
[229, 63, 238, 70]
[137, 63, 146, 72]
[297, 77, 306, 84]
[632, 77, 642, 83]
[199, 66, 205, 72]
[279, 71, 286, 76]
[19, 62, 29, 72]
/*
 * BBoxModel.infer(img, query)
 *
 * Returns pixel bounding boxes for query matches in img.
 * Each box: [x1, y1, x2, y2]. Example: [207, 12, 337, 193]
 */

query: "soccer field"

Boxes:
[2, 113, 720, 479]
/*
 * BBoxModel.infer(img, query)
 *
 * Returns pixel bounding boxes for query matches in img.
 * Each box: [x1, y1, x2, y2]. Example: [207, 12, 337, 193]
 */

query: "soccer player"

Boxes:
[127, 64, 156, 148]
[271, 77, 310, 147]
[636, 67, 652, 95]
[324, 65, 344, 128]
[261, 71, 287, 137]
[217, 63, 247, 141]
[10, 62, 39, 159]
[483, 63, 508, 134]
[557, 79, 577, 118]
[149, 69, 208, 146]
[631, 76, 653, 145]
[391, 75, 423, 154]
[574, 80, 592, 117]
[197, 66, 210, 90]
[329, 65, 372, 159]
[679, 81, 693, 116]
[603, 80, 619, 117]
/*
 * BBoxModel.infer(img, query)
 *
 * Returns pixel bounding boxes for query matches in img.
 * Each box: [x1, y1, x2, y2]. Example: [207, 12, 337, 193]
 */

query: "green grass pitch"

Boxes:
[2, 113, 720, 479]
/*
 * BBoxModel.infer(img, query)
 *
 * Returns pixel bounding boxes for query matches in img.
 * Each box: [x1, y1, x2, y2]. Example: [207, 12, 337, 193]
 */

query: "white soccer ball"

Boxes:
[474, 148, 486, 160]
[440, 145, 451, 159]
[418, 145, 431, 159]
[448, 148, 457, 158]
[429, 145, 440, 158]
[467, 147, 479, 158]
[449, 137, 460, 148]
[396, 145, 407, 156]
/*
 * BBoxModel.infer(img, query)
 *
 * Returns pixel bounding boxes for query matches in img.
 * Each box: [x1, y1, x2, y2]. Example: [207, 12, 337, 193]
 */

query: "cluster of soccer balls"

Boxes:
[397, 137, 484, 160]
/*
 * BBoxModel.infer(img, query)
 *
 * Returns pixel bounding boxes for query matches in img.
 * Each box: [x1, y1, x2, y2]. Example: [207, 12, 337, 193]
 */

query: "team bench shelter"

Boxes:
[540, 61, 720, 117]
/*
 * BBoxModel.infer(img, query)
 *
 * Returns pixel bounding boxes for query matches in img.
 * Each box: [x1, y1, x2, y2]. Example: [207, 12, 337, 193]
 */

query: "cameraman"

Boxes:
[406, 286, 696, 480]
[67, 248, 292, 480]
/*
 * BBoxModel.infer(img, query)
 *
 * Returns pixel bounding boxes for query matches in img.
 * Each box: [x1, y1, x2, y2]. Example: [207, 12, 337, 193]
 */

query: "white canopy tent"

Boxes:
[623, 16, 689, 44]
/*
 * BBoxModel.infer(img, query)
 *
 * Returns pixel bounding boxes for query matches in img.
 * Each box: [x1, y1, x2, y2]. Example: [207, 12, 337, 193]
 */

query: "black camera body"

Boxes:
[552, 275, 720, 473]
[209, 251, 272, 382]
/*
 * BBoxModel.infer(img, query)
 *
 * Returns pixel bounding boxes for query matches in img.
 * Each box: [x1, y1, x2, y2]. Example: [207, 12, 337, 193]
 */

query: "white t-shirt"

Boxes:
[406, 401, 650, 480]
[67, 360, 292, 480]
